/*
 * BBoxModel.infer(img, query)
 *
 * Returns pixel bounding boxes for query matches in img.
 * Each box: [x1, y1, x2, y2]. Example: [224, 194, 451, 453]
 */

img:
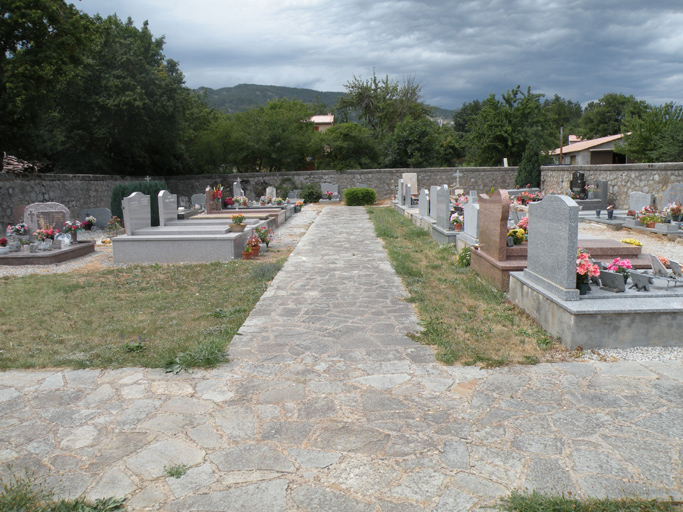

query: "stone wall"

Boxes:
[541, 163, 683, 209]
[4, 163, 682, 227]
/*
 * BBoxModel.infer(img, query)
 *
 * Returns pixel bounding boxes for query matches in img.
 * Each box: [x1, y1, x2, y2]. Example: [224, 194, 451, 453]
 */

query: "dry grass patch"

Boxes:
[368, 206, 569, 367]
[0, 258, 285, 370]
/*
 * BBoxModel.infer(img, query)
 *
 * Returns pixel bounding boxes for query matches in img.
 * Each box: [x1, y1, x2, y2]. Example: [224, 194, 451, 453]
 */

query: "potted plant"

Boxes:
[517, 216, 528, 233]
[230, 214, 246, 232]
[506, 228, 526, 245]
[34, 228, 59, 241]
[606, 257, 632, 283]
[259, 196, 269, 206]
[241, 245, 254, 260]
[83, 215, 96, 230]
[576, 249, 600, 295]
[6, 222, 28, 237]
[233, 196, 248, 207]
[323, 191, 334, 200]
[273, 197, 284, 206]
[0, 237, 8, 255]
[640, 213, 663, 228]
[586, 184, 599, 199]
[63, 220, 82, 242]
[254, 226, 273, 249]
[664, 201, 682, 222]
[107, 216, 123, 237]
[294, 201, 303, 213]
[246, 235, 261, 256]
[606, 204, 614, 220]
[626, 209, 636, 217]
[450, 212, 464, 231]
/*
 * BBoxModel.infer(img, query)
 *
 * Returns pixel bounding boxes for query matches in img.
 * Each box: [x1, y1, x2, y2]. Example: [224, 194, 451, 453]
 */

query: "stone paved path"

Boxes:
[1, 206, 683, 511]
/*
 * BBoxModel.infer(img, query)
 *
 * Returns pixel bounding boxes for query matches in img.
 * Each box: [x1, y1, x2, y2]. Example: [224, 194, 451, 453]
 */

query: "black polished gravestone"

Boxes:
[570, 171, 586, 199]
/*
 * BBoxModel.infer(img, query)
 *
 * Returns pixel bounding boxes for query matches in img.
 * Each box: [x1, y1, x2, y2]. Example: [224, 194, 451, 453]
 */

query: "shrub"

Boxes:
[300, 183, 322, 204]
[111, 180, 167, 227]
[343, 187, 377, 206]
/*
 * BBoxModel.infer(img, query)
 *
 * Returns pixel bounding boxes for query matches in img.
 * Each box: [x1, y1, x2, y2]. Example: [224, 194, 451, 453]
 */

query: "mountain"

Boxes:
[196, 83, 454, 123]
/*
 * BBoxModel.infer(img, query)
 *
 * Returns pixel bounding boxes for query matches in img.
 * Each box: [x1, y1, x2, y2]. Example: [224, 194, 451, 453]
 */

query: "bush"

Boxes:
[111, 180, 167, 227]
[343, 187, 377, 206]
[300, 183, 322, 204]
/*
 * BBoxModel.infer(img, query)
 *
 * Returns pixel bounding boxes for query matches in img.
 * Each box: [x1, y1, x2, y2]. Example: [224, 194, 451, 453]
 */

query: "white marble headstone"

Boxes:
[402, 173, 418, 195]
[122, 192, 151, 236]
[429, 186, 439, 218]
[435, 186, 451, 230]
[158, 190, 178, 227]
[398, 179, 405, 206]
[418, 189, 430, 217]
[464, 202, 480, 238]
[24, 202, 71, 234]
[266, 186, 277, 199]
[629, 191, 654, 212]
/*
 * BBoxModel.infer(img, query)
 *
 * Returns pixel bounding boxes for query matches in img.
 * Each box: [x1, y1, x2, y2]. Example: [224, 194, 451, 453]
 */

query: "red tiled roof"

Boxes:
[550, 133, 624, 155]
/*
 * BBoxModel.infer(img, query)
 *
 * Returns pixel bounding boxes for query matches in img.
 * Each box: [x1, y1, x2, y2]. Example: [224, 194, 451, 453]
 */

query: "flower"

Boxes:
[295, 201, 303, 206]
[0, 238, 7, 247]
[259, 196, 270, 204]
[273, 197, 284, 205]
[254, 226, 273, 245]
[233, 196, 248, 206]
[606, 204, 614, 210]
[450, 212, 463, 225]
[658, 256, 670, 267]
[663, 201, 682, 217]
[607, 257, 632, 276]
[517, 216, 529, 232]
[212, 184, 222, 199]
[576, 249, 600, 284]
[63, 220, 82, 233]
[85, 215, 96, 224]
[620, 238, 643, 246]
[224, 197, 234, 206]
[34, 228, 59, 241]
[246, 235, 260, 248]
[6, 222, 28, 235]
[626, 210, 636, 216]
[231, 214, 244, 224]
[507, 228, 526, 245]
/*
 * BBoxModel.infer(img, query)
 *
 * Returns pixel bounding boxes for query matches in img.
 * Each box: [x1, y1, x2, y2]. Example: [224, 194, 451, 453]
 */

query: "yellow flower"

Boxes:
[620, 238, 643, 247]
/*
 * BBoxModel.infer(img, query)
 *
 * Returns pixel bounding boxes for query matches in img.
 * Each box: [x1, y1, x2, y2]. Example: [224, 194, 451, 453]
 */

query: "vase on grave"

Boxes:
[577, 282, 589, 295]
[452, 223, 463, 231]
[0, 247, 8, 255]
[607, 210, 614, 220]
[259, 243, 267, 253]
[646, 222, 655, 229]
[596, 210, 601, 218]
[230, 223, 246, 232]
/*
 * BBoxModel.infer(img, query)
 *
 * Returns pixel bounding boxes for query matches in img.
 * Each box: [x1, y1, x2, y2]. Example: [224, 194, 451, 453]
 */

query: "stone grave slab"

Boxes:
[80, 208, 111, 229]
[662, 184, 683, 207]
[266, 186, 277, 199]
[629, 191, 654, 212]
[599, 270, 626, 293]
[24, 202, 70, 233]
[158, 191, 178, 227]
[418, 189, 430, 217]
[191, 193, 206, 209]
[524, 195, 579, 301]
[122, 192, 151, 236]
[402, 173, 418, 195]
[464, 202, 480, 239]
[320, 183, 339, 195]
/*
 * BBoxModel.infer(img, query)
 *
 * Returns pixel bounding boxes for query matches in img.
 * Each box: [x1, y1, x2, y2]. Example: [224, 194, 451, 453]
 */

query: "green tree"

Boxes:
[318, 123, 379, 170]
[542, 94, 582, 144]
[515, 144, 542, 188]
[382, 117, 440, 168]
[45, 15, 198, 175]
[618, 103, 683, 162]
[0, 0, 90, 169]
[466, 86, 553, 167]
[577, 92, 650, 138]
[452, 100, 482, 133]
[336, 71, 433, 135]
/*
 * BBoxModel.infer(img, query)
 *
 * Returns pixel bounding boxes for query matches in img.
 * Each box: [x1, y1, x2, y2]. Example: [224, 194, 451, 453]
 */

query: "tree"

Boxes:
[542, 94, 582, 144]
[466, 86, 553, 167]
[317, 123, 379, 170]
[618, 103, 683, 162]
[577, 93, 650, 138]
[382, 117, 440, 168]
[0, 0, 90, 169]
[336, 71, 433, 135]
[452, 100, 482, 133]
[45, 15, 201, 175]
[515, 144, 542, 188]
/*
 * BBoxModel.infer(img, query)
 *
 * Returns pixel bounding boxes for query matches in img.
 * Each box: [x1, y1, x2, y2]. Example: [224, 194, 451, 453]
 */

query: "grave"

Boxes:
[80, 208, 112, 229]
[574, 179, 609, 211]
[509, 195, 683, 350]
[265, 186, 277, 200]
[403, 173, 418, 206]
[24, 202, 70, 233]
[458, 192, 480, 249]
[396, 179, 405, 206]
[418, 189, 430, 217]
[471, 190, 651, 292]
[429, 186, 459, 245]
[112, 192, 269, 264]
[662, 184, 683, 207]
[629, 191, 655, 212]
[429, 186, 439, 219]
[190, 193, 206, 209]
[233, 178, 244, 197]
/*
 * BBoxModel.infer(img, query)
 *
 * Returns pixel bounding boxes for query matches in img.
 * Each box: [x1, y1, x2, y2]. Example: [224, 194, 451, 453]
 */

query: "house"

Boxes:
[310, 114, 334, 132]
[550, 134, 630, 165]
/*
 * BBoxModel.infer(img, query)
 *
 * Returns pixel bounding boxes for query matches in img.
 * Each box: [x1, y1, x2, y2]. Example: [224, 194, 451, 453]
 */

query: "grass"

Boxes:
[164, 463, 189, 479]
[367, 206, 569, 366]
[499, 491, 682, 512]
[0, 470, 125, 511]
[0, 258, 285, 370]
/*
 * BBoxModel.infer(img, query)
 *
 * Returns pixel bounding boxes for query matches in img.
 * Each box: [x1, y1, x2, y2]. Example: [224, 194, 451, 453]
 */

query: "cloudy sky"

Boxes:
[78, 0, 683, 110]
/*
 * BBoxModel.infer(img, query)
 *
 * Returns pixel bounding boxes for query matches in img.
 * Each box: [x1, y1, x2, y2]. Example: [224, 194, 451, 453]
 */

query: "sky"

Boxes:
[78, 0, 683, 110]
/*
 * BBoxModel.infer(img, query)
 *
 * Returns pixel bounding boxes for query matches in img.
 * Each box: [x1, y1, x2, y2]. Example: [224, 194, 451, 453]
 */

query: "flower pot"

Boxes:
[294, 206, 301, 213]
[646, 222, 656, 229]
[0, 247, 8, 255]
[71, 230, 78, 243]
[249, 245, 260, 256]
[242, 250, 254, 260]
[595, 210, 601, 218]
[577, 282, 589, 295]
[607, 210, 614, 220]
[231, 223, 247, 232]
[453, 223, 463, 232]
[623, 274, 629, 284]
[259, 243, 267, 253]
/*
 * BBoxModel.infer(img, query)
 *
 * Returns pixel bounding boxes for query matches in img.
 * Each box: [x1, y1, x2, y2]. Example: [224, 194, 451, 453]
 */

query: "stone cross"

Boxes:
[523, 195, 580, 301]
[453, 170, 462, 187]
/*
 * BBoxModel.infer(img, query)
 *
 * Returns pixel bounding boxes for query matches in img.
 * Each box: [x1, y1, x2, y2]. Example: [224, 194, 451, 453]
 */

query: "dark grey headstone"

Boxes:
[629, 191, 654, 212]
[599, 270, 626, 292]
[523, 195, 580, 301]
[80, 208, 111, 229]
[595, 180, 609, 204]
[122, 192, 151, 236]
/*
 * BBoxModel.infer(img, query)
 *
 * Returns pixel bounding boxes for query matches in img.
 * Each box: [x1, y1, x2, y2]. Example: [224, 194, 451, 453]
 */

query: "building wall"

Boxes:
[3, 162, 682, 226]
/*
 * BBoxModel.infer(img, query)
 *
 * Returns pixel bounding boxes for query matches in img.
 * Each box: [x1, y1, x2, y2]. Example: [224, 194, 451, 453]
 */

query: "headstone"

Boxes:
[662, 184, 683, 207]
[570, 171, 586, 197]
[266, 186, 277, 199]
[453, 169, 462, 188]
[629, 191, 654, 212]
[355, 183, 367, 188]
[478, 190, 511, 261]
[397, 179, 405, 206]
[429, 186, 439, 218]
[418, 189, 430, 217]
[233, 178, 244, 197]
[288, 190, 300, 200]
[630, 272, 653, 292]
[469, 190, 478, 204]
[404, 183, 412, 207]
[524, 195, 580, 301]
[320, 183, 339, 195]
[402, 173, 418, 195]
[435, 186, 450, 230]
[205, 188, 216, 214]
[24, 202, 70, 234]
[121, 192, 151, 236]
[190, 193, 206, 209]
[599, 270, 626, 293]
[13, 205, 26, 225]
[178, 196, 190, 209]
[158, 190, 178, 227]
[80, 208, 111, 229]
[595, 180, 609, 204]
[464, 201, 480, 239]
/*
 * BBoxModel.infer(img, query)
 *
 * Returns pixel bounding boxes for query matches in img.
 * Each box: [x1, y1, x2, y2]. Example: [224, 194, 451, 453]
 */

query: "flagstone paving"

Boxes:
[1, 206, 682, 511]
